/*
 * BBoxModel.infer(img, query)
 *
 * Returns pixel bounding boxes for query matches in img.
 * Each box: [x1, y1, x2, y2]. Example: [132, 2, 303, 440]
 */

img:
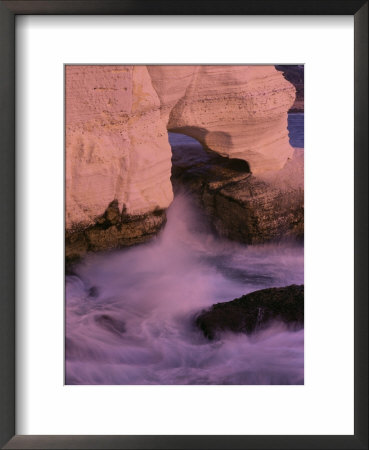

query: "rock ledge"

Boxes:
[196, 284, 304, 339]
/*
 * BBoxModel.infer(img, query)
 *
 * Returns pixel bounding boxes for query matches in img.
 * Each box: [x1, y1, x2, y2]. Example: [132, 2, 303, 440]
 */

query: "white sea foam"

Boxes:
[66, 193, 304, 385]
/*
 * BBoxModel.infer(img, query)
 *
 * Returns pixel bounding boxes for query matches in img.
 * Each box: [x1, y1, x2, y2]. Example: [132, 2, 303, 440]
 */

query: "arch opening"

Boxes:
[168, 132, 250, 196]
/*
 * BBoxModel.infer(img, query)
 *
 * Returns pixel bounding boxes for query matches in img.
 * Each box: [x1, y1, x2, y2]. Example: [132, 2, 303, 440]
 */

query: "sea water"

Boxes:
[65, 114, 304, 385]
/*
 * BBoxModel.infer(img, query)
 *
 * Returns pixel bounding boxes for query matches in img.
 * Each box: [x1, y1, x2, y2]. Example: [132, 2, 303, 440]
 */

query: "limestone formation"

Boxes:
[66, 65, 301, 261]
[66, 65, 173, 230]
[148, 65, 296, 173]
[171, 140, 304, 244]
[65, 65, 173, 261]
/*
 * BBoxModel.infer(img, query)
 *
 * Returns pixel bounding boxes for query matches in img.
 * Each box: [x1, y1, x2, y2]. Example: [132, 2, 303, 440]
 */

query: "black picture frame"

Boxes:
[0, 1, 367, 449]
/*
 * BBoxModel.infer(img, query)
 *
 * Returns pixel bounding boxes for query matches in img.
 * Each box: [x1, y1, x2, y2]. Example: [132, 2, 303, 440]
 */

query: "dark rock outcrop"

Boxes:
[196, 284, 304, 340]
[171, 143, 304, 244]
[65, 200, 166, 267]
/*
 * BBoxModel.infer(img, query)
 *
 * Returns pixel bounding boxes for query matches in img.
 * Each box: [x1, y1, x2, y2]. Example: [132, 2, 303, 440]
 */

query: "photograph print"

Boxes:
[65, 65, 304, 385]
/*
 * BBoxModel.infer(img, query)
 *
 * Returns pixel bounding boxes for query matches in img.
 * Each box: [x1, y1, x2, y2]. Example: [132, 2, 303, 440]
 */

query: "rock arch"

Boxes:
[148, 65, 295, 173]
[65, 65, 299, 261]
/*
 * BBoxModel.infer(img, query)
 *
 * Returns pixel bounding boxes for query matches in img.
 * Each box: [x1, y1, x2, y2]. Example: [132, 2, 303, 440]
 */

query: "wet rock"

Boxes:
[65, 202, 167, 266]
[172, 146, 304, 244]
[196, 284, 304, 340]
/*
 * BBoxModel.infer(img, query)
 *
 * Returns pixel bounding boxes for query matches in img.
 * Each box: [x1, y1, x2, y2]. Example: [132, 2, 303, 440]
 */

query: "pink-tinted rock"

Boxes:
[148, 65, 296, 173]
[66, 65, 173, 230]
[65, 65, 299, 260]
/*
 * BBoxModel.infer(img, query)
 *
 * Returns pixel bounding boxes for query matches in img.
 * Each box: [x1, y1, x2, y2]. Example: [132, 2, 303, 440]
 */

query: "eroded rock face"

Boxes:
[66, 65, 173, 230]
[66, 65, 173, 262]
[148, 65, 296, 173]
[65, 200, 166, 264]
[66, 65, 299, 260]
[196, 285, 304, 340]
[171, 136, 304, 243]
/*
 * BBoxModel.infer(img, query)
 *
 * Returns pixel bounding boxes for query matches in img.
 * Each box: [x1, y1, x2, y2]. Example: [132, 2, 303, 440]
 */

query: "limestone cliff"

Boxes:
[66, 65, 301, 261]
[65, 65, 173, 261]
[148, 65, 296, 173]
[66, 65, 173, 230]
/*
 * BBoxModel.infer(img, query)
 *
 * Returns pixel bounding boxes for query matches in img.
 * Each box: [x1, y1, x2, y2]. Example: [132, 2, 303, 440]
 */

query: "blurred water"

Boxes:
[66, 112, 304, 385]
[66, 193, 304, 385]
[288, 113, 304, 148]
